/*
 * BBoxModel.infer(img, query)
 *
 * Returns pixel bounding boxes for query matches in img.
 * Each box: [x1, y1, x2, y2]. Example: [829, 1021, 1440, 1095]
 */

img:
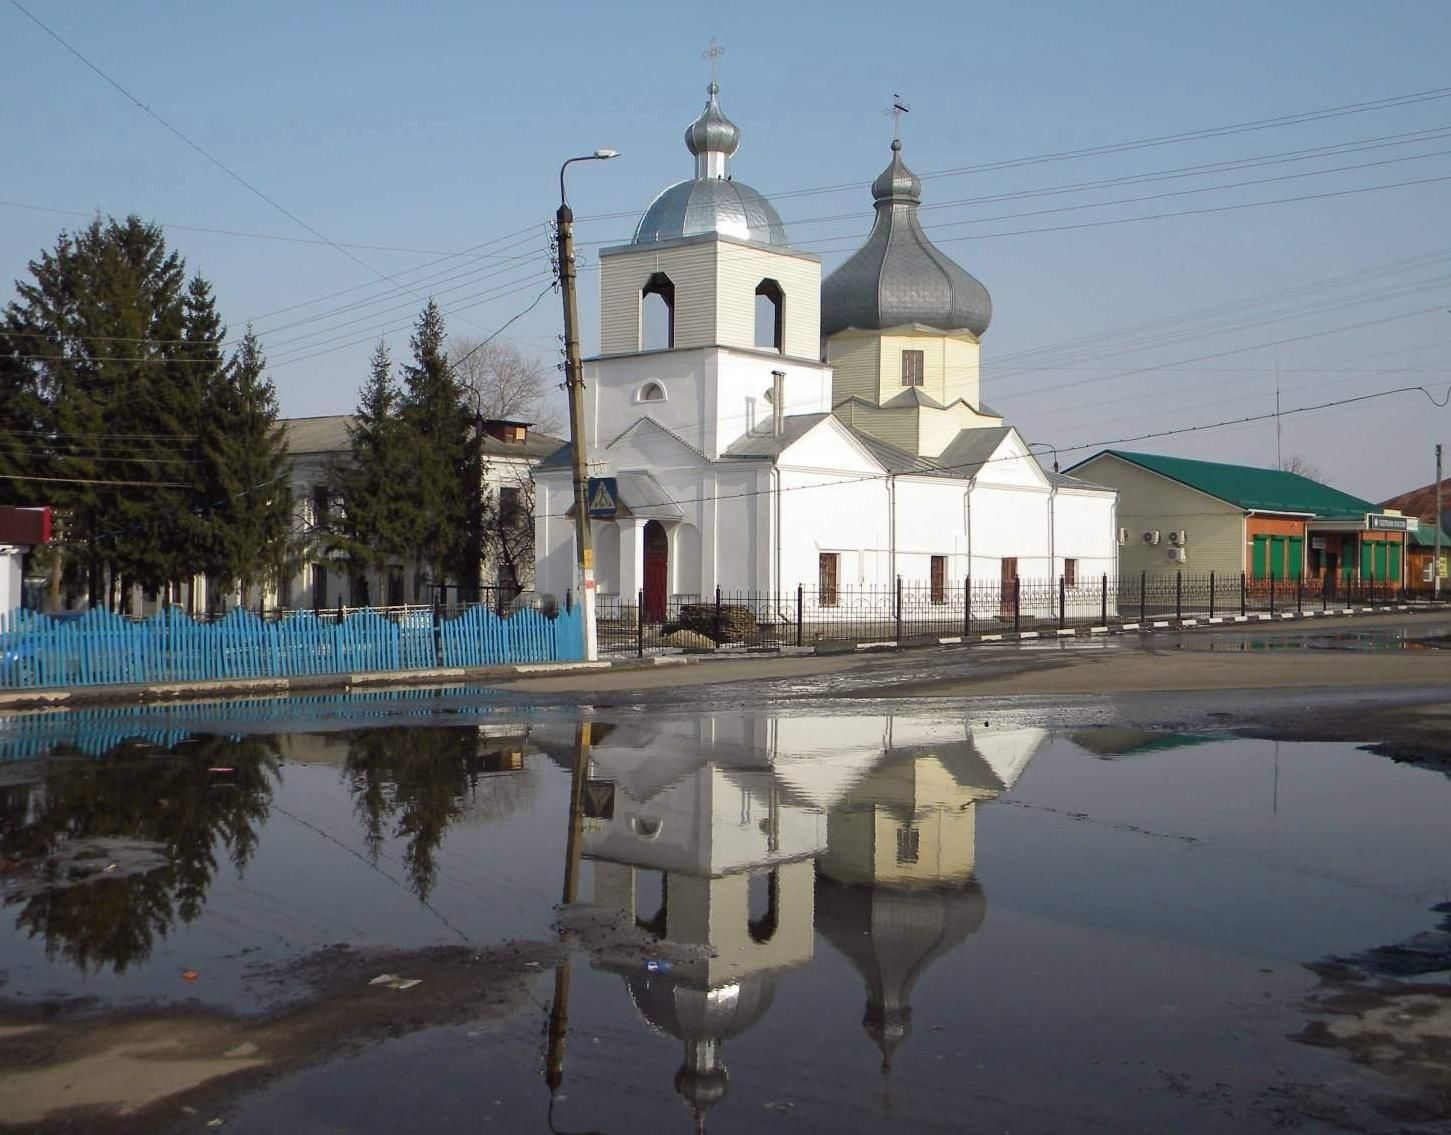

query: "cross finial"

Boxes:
[884, 93, 911, 141]
[703, 36, 724, 86]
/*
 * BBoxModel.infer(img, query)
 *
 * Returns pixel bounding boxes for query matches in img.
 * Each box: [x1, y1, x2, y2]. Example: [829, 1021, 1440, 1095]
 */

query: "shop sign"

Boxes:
[1366, 514, 1409, 532]
[1310, 537, 1328, 550]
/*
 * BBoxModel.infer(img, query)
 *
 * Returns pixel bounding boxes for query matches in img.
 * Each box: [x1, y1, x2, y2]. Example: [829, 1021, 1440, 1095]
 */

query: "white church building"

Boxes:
[534, 83, 1117, 614]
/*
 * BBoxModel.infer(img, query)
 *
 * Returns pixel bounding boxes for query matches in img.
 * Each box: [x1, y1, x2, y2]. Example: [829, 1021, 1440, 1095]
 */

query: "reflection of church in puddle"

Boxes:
[575, 715, 1044, 1129]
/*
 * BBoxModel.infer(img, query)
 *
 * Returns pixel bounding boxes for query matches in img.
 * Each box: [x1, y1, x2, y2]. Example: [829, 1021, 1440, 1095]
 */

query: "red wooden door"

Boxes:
[1000, 557, 1017, 616]
[643, 521, 668, 622]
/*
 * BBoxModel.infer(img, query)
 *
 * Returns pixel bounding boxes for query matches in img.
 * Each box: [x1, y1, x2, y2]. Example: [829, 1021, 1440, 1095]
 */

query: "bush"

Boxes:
[677, 602, 757, 643]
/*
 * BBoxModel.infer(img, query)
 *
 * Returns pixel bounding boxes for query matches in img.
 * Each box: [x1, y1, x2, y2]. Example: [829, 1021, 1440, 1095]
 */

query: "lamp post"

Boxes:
[557, 150, 618, 660]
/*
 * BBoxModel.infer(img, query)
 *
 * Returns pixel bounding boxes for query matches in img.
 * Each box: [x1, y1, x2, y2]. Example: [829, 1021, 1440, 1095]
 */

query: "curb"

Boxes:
[3, 602, 1448, 714]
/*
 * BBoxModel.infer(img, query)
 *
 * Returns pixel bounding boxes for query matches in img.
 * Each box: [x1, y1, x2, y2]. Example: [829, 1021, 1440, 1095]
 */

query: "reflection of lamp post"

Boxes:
[558, 150, 619, 661]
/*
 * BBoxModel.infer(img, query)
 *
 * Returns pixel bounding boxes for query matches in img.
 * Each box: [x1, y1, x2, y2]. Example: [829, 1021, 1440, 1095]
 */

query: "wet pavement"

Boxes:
[2, 685, 1450, 1133]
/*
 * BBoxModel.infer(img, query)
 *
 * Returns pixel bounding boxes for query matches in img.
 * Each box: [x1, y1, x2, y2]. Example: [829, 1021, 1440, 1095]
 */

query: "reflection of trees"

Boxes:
[342, 727, 532, 901]
[0, 735, 280, 974]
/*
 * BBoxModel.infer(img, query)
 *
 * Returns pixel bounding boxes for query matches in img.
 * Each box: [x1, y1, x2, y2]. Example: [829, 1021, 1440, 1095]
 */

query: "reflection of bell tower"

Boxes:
[815, 723, 1040, 1080]
[580, 715, 824, 1131]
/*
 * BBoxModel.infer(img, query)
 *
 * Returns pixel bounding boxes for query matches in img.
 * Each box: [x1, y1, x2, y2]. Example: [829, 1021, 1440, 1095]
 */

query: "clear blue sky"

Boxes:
[3, 0, 1449, 499]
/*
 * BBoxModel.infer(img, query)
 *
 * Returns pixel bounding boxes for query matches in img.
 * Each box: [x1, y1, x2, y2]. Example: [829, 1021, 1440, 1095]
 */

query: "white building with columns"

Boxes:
[533, 84, 1117, 614]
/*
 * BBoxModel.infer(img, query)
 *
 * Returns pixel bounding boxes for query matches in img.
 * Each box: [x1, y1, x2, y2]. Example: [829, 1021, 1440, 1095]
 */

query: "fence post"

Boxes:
[565, 588, 573, 613]
[964, 576, 972, 638]
[1209, 571, 1216, 620]
[1175, 571, 1182, 622]
[1322, 572, 1329, 612]
[1058, 575, 1066, 630]
[1139, 571, 1146, 623]
[714, 586, 722, 652]
[1100, 573, 1107, 626]
[895, 575, 903, 642]
[796, 584, 804, 647]
[432, 600, 443, 666]
[637, 590, 645, 658]
[1270, 574, 1277, 615]
[1296, 573, 1303, 615]
[1240, 572, 1247, 617]
[1013, 577, 1021, 634]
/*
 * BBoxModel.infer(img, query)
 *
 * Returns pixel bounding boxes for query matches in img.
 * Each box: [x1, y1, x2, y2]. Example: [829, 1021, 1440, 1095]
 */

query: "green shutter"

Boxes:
[1287, 537, 1304, 578]
[1251, 536, 1268, 580]
[1361, 540, 1374, 579]
[1374, 541, 1388, 582]
[1342, 546, 1354, 580]
[1389, 542, 1402, 583]
[1270, 536, 1286, 579]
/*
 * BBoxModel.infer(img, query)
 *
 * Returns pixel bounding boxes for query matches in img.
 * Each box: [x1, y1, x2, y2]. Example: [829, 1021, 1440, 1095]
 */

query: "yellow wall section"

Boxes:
[826, 331, 882, 403]
[715, 242, 821, 359]
[599, 238, 821, 359]
[876, 330, 980, 407]
[1072, 454, 1246, 576]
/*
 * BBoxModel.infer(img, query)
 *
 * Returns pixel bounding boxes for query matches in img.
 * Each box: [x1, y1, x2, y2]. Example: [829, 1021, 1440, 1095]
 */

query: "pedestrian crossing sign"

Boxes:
[587, 477, 618, 517]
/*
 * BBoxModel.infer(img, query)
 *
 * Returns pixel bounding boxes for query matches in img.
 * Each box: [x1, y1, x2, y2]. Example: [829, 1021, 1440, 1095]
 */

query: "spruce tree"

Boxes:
[398, 301, 475, 600]
[200, 329, 291, 604]
[332, 342, 410, 602]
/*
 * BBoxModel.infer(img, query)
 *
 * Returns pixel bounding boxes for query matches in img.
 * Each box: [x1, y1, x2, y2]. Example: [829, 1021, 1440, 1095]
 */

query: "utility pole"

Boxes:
[1436, 442, 1443, 599]
[557, 151, 618, 660]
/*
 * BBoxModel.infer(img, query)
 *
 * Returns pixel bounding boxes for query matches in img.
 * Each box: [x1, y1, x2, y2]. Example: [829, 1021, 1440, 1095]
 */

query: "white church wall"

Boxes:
[587, 352, 710, 466]
[711, 352, 834, 457]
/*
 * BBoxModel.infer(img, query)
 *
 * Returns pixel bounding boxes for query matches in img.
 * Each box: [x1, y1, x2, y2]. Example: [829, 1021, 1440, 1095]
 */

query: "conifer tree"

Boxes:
[398, 301, 475, 599]
[199, 329, 291, 603]
[332, 342, 410, 602]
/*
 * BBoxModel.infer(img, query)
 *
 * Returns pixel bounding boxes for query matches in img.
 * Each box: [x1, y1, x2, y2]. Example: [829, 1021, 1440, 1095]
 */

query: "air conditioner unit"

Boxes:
[1168, 530, 1188, 546]
[1167, 547, 1188, 563]
[1142, 530, 1160, 545]
[1117, 527, 1129, 546]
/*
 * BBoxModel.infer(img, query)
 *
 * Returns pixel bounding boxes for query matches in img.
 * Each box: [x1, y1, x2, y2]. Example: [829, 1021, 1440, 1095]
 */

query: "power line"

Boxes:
[5, 0, 494, 335]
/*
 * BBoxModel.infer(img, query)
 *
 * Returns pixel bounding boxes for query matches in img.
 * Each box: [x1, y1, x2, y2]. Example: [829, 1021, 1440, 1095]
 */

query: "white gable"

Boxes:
[975, 427, 1052, 489]
[776, 416, 884, 475]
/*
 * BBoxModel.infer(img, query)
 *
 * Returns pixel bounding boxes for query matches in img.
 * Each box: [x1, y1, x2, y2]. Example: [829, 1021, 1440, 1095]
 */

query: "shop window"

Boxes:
[896, 826, 920, 864]
[754, 279, 783, 352]
[641, 273, 675, 350]
[499, 485, 520, 526]
[901, 349, 925, 387]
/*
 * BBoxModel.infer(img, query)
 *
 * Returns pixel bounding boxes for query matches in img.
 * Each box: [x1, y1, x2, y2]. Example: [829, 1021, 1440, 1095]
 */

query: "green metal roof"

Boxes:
[1081, 450, 1378, 517]
[1409, 522, 1451, 548]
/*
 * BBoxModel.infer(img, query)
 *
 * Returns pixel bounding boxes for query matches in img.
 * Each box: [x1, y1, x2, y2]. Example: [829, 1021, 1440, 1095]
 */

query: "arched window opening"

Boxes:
[638, 381, 665, 403]
[747, 870, 780, 943]
[635, 868, 668, 939]
[642, 273, 675, 351]
[754, 279, 783, 353]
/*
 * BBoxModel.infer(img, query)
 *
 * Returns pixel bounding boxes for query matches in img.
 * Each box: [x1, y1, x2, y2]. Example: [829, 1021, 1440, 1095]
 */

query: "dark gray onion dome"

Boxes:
[815, 876, 986, 1067]
[631, 83, 789, 248]
[625, 971, 778, 1041]
[821, 139, 992, 339]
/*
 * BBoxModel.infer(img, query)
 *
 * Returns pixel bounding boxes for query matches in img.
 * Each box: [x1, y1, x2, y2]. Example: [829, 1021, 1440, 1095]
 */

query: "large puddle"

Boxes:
[2, 699, 1449, 1132]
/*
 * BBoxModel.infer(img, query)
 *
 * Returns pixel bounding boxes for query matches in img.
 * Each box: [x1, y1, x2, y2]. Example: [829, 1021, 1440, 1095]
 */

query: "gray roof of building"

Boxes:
[934, 427, 1013, 479]
[882, 386, 947, 410]
[280, 414, 563, 460]
[820, 140, 992, 339]
[1048, 470, 1113, 491]
[722, 413, 834, 458]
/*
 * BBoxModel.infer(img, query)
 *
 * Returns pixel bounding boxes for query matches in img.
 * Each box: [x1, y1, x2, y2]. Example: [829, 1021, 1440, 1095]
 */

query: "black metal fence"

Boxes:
[584, 572, 1438, 656]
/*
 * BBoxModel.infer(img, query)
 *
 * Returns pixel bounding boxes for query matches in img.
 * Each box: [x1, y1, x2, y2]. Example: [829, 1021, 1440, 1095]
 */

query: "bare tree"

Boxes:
[448, 337, 562, 434]
[1279, 455, 1323, 481]
[480, 466, 535, 602]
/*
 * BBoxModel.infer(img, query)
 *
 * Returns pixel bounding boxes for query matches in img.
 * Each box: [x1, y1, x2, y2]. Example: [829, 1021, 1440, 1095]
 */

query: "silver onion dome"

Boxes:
[821, 139, 992, 339]
[632, 84, 789, 248]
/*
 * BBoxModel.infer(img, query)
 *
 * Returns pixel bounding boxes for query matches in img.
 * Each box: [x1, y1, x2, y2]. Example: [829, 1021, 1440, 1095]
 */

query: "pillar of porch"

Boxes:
[618, 516, 647, 619]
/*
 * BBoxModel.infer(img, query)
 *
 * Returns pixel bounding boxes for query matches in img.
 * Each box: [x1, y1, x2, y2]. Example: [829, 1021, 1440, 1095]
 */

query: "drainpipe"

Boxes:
[771, 369, 785, 439]
[771, 465, 782, 596]
[889, 472, 897, 587]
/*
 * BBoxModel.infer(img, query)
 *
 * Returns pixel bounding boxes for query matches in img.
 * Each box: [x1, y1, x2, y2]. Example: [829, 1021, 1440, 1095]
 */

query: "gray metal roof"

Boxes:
[633, 176, 788, 247]
[934, 426, 1013, 479]
[721, 413, 834, 458]
[632, 82, 788, 248]
[882, 386, 947, 410]
[280, 414, 563, 460]
[821, 140, 992, 339]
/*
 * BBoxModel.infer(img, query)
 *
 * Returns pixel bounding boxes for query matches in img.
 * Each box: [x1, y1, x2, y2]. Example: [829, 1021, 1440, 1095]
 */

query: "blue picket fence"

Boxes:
[0, 605, 584, 691]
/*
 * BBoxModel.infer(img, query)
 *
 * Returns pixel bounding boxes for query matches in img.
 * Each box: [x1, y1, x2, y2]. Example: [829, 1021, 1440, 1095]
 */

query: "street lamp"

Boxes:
[557, 150, 618, 661]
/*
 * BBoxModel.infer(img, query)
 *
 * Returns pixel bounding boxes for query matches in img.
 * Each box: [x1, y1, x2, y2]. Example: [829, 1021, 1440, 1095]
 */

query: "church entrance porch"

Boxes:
[644, 520, 669, 622]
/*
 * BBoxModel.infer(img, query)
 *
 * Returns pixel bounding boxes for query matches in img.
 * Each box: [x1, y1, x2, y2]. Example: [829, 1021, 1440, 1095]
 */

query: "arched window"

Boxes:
[754, 278, 783, 352]
[637, 381, 665, 403]
[641, 272, 675, 350]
